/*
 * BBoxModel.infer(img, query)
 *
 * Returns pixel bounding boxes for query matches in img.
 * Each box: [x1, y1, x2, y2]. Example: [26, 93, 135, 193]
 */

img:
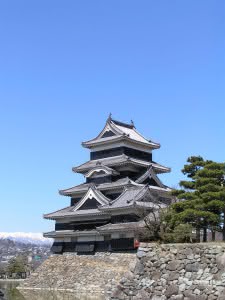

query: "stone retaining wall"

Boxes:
[19, 243, 225, 299]
[18, 252, 136, 298]
[110, 243, 225, 300]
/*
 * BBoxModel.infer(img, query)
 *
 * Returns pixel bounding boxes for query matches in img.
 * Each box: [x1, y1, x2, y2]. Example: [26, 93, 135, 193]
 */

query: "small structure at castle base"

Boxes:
[44, 116, 172, 254]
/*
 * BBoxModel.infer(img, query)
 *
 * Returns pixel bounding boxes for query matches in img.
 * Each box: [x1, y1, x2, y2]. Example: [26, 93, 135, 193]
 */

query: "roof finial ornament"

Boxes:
[107, 113, 112, 122]
[131, 119, 135, 128]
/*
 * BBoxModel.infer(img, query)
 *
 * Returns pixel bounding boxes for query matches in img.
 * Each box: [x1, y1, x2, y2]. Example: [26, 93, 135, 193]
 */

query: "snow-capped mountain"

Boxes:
[0, 232, 52, 246]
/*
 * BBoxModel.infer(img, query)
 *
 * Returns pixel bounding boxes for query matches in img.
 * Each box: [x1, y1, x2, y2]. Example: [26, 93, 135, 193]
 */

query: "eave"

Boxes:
[43, 209, 109, 220]
[59, 178, 143, 197]
[82, 116, 160, 150]
[82, 135, 160, 150]
[43, 230, 99, 238]
[72, 154, 170, 174]
[96, 221, 144, 233]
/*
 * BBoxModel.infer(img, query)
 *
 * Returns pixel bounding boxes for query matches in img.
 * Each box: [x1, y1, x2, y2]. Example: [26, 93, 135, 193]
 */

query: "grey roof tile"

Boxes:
[99, 185, 172, 211]
[96, 221, 144, 232]
[59, 177, 141, 196]
[82, 118, 160, 149]
[73, 154, 170, 174]
[46, 185, 172, 220]
[44, 206, 108, 219]
[99, 186, 144, 210]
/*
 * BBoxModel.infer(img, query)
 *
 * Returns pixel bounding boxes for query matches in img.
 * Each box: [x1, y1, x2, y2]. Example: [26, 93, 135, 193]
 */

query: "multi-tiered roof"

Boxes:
[44, 116, 172, 252]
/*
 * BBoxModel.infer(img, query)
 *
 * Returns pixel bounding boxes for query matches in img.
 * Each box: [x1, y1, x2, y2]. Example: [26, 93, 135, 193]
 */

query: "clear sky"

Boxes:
[0, 1, 224, 233]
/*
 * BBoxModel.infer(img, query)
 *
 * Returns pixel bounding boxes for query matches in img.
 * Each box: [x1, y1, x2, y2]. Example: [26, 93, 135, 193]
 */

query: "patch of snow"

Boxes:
[0, 232, 52, 246]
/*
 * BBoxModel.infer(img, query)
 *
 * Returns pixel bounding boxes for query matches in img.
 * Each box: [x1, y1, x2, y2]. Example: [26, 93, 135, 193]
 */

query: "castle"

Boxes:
[44, 116, 172, 254]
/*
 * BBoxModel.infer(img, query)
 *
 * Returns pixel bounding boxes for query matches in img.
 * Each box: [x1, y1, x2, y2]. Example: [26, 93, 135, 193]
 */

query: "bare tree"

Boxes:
[133, 190, 171, 242]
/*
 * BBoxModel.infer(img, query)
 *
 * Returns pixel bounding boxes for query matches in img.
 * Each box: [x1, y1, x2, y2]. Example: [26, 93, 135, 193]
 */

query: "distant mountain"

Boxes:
[0, 233, 52, 270]
[0, 232, 52, 246]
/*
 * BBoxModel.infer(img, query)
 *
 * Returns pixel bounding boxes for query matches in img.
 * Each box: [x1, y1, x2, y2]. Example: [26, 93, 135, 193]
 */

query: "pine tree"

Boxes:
[170, 156, 220, 242]
[7, 256, 26, 276]
[195, 161, 225, 241]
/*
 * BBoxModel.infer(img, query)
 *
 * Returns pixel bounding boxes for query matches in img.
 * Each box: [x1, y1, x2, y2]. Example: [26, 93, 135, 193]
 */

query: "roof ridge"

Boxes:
[102, 186, 128, 207]
[135, 167, 164, 187]
[82, 117, 121, 146]
[132, 126, 158, 145]
[134, 184, 150, 201]
[111, 118, 134, 129]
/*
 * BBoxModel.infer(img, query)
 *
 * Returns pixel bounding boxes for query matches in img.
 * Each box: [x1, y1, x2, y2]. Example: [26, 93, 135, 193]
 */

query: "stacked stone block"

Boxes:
[110, 243, 225, 300]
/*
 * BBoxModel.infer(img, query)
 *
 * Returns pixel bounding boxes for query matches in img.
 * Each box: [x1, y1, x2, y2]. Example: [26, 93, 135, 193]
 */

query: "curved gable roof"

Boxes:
[99, 184, 171, 211]
[82, 116, 160, 149]
[135, 167, 164, 187]
[73, 186, 110, 211]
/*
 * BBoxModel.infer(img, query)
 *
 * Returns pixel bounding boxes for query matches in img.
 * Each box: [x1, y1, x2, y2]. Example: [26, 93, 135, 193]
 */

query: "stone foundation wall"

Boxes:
[19, 252, 136, 298]
[110, 243, 225, 300]
[19, 243, 225, 300]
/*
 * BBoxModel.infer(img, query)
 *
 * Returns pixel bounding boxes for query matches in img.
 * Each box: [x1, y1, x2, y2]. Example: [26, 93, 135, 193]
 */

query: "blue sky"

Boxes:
[0, 1, 224, 232]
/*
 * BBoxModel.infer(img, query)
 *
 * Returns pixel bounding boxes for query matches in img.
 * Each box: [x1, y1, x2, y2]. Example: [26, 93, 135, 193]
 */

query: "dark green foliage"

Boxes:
[158, 211, 194, 243]
[194, 161, 225, 240]
[171, 224, 193, 243]
[181, 156, 205, 179]
[0, 264, 6, 275]
[140, 156, 225, 243]
[7, 256, 26, 275]
[169, 156, 225, 242]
